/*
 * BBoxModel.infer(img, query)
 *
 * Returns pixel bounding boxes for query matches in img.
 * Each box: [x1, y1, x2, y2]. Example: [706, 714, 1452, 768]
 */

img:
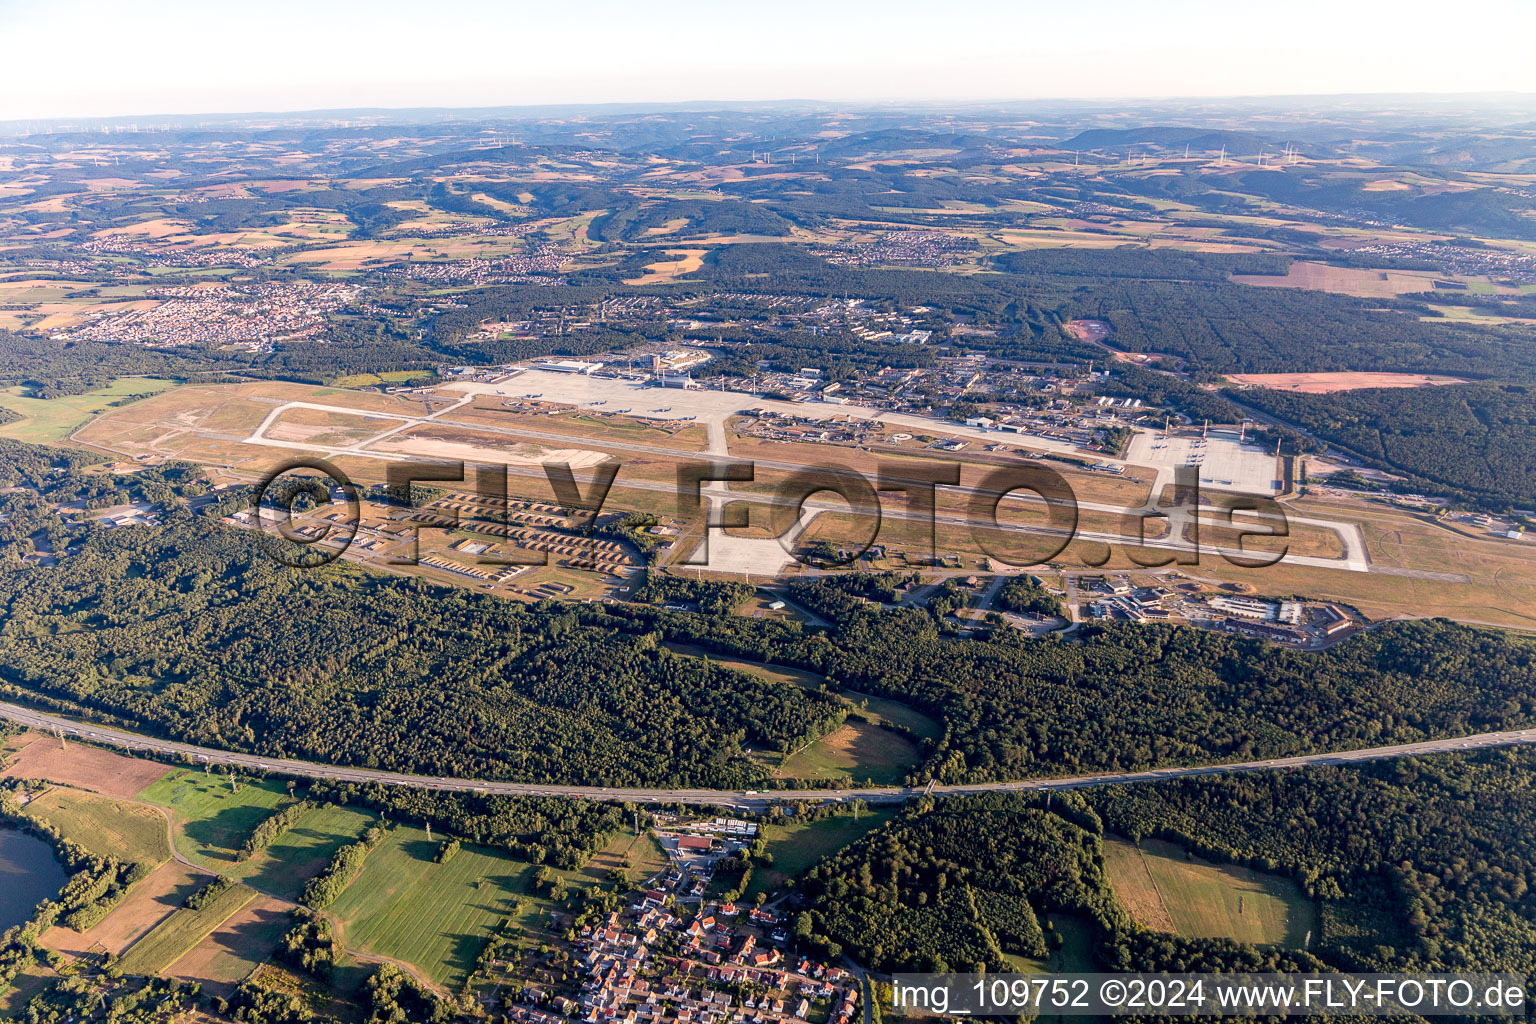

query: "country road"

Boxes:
[5, 702, 1534, 809]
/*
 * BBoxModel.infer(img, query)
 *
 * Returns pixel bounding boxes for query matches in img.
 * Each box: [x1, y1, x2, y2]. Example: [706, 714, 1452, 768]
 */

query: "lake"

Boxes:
[0, 827, 68, 930]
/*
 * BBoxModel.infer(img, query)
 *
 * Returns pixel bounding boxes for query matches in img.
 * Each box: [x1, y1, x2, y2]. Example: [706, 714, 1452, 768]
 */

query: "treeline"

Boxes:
[300, 823, 385, 910]
[184, 875, 237, 910]
[239, 800, 311, 860]
[305, 780, 626, 869]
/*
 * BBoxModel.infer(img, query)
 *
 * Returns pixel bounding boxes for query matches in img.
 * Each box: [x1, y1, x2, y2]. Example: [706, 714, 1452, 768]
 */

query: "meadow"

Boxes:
[0, 376, 180, 443]
[771, 721, 918, 786]
[22, 787, 171, 864]
[1103, 837, 1316, 947]
[839, 690, 943, 742]
[326, 824, 536, 989]
[226, 803, 379, 902]
[138, 769, 294, 867]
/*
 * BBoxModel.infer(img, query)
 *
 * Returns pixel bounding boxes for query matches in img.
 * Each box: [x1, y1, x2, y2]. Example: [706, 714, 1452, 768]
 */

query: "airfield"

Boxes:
[68, 369, 1405, 587]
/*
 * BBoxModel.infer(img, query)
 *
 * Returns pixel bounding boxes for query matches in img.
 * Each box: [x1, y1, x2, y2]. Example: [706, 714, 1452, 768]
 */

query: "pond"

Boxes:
[0, 827, 67, 931]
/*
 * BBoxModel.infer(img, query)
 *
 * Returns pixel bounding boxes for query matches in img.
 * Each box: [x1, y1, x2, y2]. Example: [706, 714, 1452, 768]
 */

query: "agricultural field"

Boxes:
[0, 376, 181, 443]
[137, 770, 294, 867]
[116, 881, 260, 977]
[168, 896, 293, 996]
[21, 787, 171, 865]
[224, 803, 379, 903]
[40, 862, 207, 958]
[1, 731, 171, 796]
[325, 825, 536, 989]
[1229, 261, 1442, 297]
[1103, 837, 1316, 947]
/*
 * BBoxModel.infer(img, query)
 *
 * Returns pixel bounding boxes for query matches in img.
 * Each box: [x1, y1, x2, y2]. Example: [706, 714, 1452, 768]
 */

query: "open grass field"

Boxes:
[223, 803, 378, 903]
[332, 370, 436, 389]
[74, 380, 427, 465]
[1008, 914, 1097, 974]
[569, 829, 669, 889]
[772, 721, 918, 786]
[623, 248, 708, 285]
[167, 895, 291, 996]
[137, 770, 293, 868]
[839, 690, 943, 743]
[22, 787, 171, 864]
[1, 731, 170, 796]
[744, 811, 895, 900]
[0, 376, 180, 443]
[116, 881, 259, 977]
[327, 824, 534, 989]
[1103, 837, 1315, 947]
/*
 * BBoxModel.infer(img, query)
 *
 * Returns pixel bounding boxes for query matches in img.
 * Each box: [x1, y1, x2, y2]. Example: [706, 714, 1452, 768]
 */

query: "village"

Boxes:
[59, 280, 362, 350]
[507, 823, 862, 1024]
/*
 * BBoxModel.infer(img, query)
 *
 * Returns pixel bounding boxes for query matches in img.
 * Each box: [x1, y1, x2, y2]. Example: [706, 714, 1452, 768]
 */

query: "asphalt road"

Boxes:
[6, 701, 1534, 810]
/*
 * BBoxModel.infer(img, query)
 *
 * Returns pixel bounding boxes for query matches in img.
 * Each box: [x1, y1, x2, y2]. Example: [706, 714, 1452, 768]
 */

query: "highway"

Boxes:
[5, 701, 1534, 810]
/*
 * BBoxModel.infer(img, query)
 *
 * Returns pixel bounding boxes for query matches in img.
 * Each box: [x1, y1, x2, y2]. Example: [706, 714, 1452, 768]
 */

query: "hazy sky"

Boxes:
[4, 0, 1535, 120]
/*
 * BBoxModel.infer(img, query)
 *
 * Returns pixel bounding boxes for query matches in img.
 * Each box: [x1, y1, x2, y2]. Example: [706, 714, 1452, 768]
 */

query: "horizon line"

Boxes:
[6, 89, 1536, 129]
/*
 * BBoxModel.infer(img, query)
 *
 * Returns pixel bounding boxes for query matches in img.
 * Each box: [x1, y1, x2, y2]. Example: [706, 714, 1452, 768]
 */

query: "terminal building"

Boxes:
[538, 359, 604, 374]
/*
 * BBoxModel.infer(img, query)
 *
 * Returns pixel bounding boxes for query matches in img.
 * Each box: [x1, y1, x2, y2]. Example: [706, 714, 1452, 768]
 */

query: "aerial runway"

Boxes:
[3, 701, 1532, 811]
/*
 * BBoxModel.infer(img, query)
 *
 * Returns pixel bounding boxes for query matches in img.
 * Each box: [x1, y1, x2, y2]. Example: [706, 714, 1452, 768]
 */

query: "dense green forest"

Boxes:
[796, 790, 1326, 977]
[3, 512, 1534, 789]
[1237, 383, 1536, 509]
[782, 573, 1536, 782]
[798, 794, 1117, 972]
[1088, 748, 1536, 971]
[1069, 280, 1536, 380]
[801, 746, 1536, 977]
[0, 518, 846, 788]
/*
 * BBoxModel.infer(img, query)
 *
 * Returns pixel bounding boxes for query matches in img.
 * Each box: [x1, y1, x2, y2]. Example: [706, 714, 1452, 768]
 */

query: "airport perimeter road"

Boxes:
[4, 701, 1535, 809]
